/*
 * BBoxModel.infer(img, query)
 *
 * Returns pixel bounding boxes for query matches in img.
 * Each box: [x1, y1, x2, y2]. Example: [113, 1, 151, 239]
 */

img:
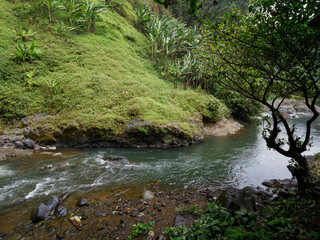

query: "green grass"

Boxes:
[0, 0, 229, 140]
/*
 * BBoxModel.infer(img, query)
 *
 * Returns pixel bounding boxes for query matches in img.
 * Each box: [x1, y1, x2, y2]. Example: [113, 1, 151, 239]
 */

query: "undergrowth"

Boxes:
[163, 196, 320, 240]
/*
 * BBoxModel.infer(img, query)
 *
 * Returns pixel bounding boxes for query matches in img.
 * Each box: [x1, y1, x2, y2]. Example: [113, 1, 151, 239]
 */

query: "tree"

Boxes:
[199, 0, 320, 192]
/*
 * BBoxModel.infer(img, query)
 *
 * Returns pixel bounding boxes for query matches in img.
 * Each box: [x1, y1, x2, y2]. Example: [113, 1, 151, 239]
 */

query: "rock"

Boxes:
[56, 206, 67, 217]
[40, 152, 53, 155]
[31, 203, 51, 223]
[76, 197, 88, 207]
[34, 144, 41, 151]
[41, 164, 55, 171]
[173, 212, 198, 227]
[158, 234, 167, 240]
[103, 155, 130, 166]
[44, 196, 59, 211]
[23, 139, 35, 149]
[143, 190, 155, 200]
[216, 187, 257, 213]
[4, 142, 14, 148]
[52, 153, 62, 157]
[14, 141, 24, 149]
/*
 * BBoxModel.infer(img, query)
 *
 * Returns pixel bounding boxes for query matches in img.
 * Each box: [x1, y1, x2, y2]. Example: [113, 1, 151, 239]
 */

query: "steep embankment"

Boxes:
[0, 0, 229, 147]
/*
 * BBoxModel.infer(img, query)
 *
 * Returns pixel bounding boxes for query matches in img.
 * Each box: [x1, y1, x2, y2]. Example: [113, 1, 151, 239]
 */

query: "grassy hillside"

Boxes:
[0, 0, 229, 143]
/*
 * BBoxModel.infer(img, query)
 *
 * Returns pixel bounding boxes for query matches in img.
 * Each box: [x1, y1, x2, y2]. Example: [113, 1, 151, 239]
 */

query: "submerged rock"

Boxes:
[103, 155, 130, 166]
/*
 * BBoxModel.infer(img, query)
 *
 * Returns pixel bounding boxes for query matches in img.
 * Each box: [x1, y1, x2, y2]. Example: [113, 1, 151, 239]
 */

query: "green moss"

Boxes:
[0, 0, 229, 140]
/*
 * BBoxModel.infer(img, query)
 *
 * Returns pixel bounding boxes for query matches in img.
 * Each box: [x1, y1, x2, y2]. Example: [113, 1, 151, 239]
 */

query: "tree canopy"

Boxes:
[199, 0, 320, 191]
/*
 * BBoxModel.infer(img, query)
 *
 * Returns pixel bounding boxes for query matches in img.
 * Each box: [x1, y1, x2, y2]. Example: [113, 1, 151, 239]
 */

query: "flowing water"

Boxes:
[0, 117, 319, 230]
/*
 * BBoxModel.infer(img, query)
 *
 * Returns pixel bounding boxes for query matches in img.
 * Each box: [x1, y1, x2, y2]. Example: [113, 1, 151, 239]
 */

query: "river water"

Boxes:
[0, 117, 319, 229]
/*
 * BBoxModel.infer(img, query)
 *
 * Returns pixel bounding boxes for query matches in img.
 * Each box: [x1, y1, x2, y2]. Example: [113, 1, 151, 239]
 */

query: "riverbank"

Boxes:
[1, 175, 319, 240]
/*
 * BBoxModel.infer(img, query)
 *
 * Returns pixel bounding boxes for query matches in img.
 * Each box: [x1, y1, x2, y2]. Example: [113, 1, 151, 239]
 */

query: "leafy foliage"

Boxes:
[129, 221, 153, 239]
[136, 7, 206, 90]
[0, 0, 228, 137]
[164, 197, 320, 240]
[11, 25, 41, 63]
[33, 0, 107, 33]
[199, 0, 320, 191]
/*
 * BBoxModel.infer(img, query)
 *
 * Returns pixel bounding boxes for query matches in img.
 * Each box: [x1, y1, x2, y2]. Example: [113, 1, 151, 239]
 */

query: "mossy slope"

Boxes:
[0, 0, 229, 144]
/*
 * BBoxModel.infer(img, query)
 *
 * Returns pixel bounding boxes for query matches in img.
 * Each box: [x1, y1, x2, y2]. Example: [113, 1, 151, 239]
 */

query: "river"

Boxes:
[0, 117, 319, 232]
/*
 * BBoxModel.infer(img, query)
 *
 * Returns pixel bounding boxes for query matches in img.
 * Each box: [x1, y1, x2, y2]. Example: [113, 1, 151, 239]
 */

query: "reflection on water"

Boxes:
[0, 117, 319, 213]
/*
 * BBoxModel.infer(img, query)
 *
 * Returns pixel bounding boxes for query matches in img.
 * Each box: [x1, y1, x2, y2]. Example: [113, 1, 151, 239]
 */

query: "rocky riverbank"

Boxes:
[0, 177, 310, 240]
[0, 116, 244, 157]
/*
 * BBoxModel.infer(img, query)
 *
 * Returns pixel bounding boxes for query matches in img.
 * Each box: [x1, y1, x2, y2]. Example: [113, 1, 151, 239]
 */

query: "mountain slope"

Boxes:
[0, 0, 229, 147]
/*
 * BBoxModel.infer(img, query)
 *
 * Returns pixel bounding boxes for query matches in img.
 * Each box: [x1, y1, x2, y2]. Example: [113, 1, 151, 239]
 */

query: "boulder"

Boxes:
[216, 187, 257, 213]
[173, 212, 198, 228]
[31, 196, 59, 223]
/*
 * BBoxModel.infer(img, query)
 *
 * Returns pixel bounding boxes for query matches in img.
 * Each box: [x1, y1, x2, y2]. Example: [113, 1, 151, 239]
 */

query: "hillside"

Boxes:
[0, 0, 229, 147]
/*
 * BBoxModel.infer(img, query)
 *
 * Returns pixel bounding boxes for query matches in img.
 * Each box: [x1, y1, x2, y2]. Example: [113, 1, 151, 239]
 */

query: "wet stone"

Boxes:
[56, 206, 67, 217]
[31, 203, 51, 223]
[44, 196, 59, 211]
[77, 197, 89, 207]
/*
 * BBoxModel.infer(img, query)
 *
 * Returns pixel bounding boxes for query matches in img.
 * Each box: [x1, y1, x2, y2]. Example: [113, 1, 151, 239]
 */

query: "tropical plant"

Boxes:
[79, 0, 107, 33]
[11, 40, 41, 63]
[15, 24, 35, 42]
[136, 10, 203, 89]
[36, 0, 62, 22]
[135, 5, 151, 32]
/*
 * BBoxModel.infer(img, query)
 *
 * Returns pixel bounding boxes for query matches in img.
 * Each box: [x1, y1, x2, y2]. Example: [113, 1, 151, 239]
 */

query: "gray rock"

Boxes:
[44, 196, 59, 211]
[23, 139, 35, 149]
[76, 197, 88, 207]
[173, 212, 198, 227]
[56, 206, 67, 217]
[31, 203, 51, 223]
[34, 144, 41, 151]
[216, 187, 257, 213]
[14, 141, 24, 149]
[4, 142, 14, 148]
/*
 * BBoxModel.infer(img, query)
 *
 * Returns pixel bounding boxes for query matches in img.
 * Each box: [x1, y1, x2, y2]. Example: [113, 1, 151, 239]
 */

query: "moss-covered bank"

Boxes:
[0, 0, 229, 147]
